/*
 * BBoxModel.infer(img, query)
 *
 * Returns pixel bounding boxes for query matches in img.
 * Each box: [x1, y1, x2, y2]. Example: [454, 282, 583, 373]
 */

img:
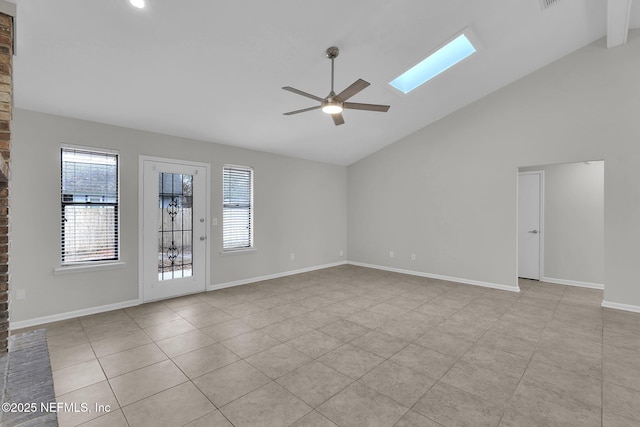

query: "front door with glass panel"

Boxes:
[141, 158, 208, 301]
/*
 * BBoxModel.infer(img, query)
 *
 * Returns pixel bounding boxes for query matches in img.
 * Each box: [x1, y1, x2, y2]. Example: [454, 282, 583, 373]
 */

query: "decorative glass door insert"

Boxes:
[158, 172, 193, 280]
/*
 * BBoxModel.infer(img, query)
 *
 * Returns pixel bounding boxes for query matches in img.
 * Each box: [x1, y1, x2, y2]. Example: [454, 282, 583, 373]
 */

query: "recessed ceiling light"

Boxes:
[389, 34, 476, 94]
[129, 0, 145, 9]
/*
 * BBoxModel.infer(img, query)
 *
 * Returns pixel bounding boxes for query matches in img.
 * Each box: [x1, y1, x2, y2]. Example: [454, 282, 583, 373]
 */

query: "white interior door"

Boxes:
[518, 172, 541, 280]
[141, 158, 208, 302]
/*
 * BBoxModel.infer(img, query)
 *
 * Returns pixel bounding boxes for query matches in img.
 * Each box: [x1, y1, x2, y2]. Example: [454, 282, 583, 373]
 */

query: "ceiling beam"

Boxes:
[608, 0, 633, 48]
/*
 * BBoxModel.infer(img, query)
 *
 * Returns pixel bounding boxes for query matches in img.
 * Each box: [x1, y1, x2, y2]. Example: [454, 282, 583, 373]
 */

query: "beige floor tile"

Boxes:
[478, 330, 537, 358]
[184, 410, 234, 427]
[359, 360, 436, 407]
[289, 410, 338, 427]
[245, 343, 311, 379]
[344, 310, 393, 329]
[155, 329, 215, 357]
[604, 381, 640, 423]
[220, 302, 265, 317]
[240, 309, 288, 328]
[220, 382, 312, 427]
[99, 343, 167, 378]
[124, 302, 171, 318]
[56, 381, 119, 427]
[290, 310, 340, 329]
[47, 330, 90, 352]
[220, 330, 280, 358]
[287, 330, 344, 358]
[200, 319, 255, 341]
[122, 382, 215, 427]
[317, 382, 408, 427]
[161, 294, 203, 310]
[413, 382, 503, 427]
[414, 328, 473, 358]
[351, 330, 408, 359]
[79, 310, 131, 329]
[602, 410, 640, 427]
[172, 343, 239, 378]
[53, 359, 106, 396]
[531, 345, 602, 379]
[83, 317, 141, 341]
[109, 359, 187, 406]
[395, 410, 442, 427]
[142, 317, 196, 341]
[172, 301, 218, 317]
[521, 360, 602, 407]
[276, 361, 353, 407]
[183, 309, 234, 328]
[459, 344, 529, 379]
[318, 319, 371, 342]
[132, 310, 182, 329]
[390, 343, 457, 379]
[433, 318, 489, 343]
[508, 381, 601, 427]
[375, 313, 440, 342]
[49, 342, 96, 371]
[41, 318, 85, 337]
[78, 409, 128, 427]
[318, 344, 384, 380]
[499, 408, 548, 427]
[440, 361, 520, 408]
[90, 329, 152, 358]
[260, 318, 314, 341]
[193, 360, 270, 407]
[604, 359, 640, 392]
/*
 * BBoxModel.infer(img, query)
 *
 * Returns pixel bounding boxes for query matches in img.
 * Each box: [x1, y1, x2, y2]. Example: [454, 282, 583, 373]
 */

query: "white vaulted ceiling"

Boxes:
[10, 0, 640, 165]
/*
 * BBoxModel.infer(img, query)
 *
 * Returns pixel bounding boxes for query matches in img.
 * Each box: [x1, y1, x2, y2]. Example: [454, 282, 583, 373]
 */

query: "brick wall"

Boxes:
[0, 12, 12, 355]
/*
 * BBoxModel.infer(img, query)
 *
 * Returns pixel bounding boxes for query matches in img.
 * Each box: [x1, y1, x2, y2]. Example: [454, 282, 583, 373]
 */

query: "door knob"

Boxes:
[200, 236, 207, 241]
[528, 230, 538, 234]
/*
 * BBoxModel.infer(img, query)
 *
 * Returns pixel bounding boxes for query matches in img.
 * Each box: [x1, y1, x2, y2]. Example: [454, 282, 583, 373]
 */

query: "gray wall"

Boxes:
[537, 162, 604, 286]
[11, 109, 347, 322]
[348, 33, 640, 308]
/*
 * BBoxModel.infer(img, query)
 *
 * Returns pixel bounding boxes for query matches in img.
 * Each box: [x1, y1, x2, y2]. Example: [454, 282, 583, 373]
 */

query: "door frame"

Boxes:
[517, 170, 544, 281]
[138, 156, 211, 302]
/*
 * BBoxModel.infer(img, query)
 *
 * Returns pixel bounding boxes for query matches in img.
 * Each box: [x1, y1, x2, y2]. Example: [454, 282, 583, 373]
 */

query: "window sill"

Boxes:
[54, 261, 126, 275]
[219, 248, 257, 256]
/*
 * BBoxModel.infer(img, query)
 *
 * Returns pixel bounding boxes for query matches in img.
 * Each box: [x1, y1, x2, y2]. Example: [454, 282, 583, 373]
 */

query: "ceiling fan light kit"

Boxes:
[283, 46, 390, 126]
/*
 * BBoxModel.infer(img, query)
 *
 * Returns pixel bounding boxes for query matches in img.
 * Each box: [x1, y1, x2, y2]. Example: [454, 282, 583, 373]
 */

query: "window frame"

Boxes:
[222, 164, 254, 252]
[60, 144, 121, 266]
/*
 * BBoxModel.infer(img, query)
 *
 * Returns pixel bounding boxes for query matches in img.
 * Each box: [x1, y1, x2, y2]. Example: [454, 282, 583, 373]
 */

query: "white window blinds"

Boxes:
[223, 165, 253, 250]
[61, 147, 119, 264]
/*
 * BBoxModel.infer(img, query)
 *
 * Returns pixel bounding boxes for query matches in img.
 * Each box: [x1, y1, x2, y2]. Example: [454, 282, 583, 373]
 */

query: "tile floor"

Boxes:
[17, 265, 640, 426]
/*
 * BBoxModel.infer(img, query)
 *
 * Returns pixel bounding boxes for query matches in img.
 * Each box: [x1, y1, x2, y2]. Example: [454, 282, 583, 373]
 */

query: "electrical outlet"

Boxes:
[411, 253, 416, 261]
[290, 253, 295, 260]
[339, 250, 344, 257]
[389, 251, 394, 258]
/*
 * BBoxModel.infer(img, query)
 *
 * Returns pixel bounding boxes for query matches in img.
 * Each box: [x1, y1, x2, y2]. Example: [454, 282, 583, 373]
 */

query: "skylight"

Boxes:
[389, 34, 476, 94]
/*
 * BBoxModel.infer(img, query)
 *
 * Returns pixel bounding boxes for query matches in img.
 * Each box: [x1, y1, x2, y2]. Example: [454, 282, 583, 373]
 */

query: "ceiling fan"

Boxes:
[282, 46, 390, 126]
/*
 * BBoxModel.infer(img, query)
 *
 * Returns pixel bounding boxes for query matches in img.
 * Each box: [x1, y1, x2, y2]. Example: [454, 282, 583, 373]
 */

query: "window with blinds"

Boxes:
[61, 147, 119, 264]
[223, 165, 253, 251]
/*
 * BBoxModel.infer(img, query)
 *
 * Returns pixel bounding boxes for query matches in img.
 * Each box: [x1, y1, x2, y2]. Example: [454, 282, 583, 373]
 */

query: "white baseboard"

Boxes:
[541, 276, 604, 290]
[347, 261, 520, 293]
[10, 299, 142, 331]
[601, 300, 640, 314]
[208, 261, 348, 291]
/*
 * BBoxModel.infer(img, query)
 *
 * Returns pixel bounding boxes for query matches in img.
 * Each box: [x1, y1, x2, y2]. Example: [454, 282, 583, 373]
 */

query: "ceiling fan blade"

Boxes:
[283, 105, 322, 115]
[336, 79, 370, 101]
[332, 113, 345, 126]
[343, 102, 390, 112]
[282, 86, 324, 102]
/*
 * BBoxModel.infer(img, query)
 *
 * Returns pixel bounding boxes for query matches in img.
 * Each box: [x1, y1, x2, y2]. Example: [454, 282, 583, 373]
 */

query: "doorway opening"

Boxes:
[517, 161, 604, 289]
